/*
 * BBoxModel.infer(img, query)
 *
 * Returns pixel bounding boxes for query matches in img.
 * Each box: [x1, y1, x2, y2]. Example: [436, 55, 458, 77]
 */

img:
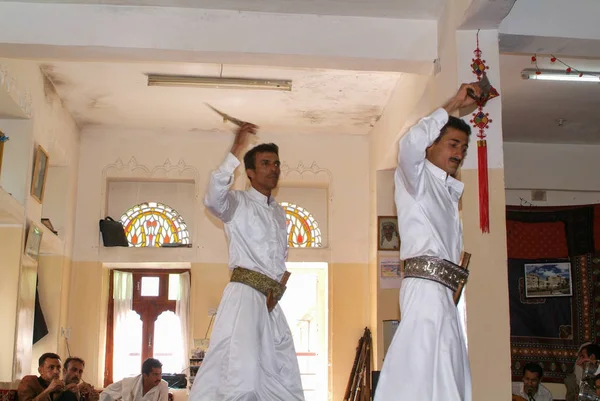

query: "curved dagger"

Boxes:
[205, 103, 254, 128]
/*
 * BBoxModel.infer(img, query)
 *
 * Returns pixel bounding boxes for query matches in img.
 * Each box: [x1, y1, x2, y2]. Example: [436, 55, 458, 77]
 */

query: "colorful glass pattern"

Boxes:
[280, 202, 322, 248]
[120, 202, 190, 247]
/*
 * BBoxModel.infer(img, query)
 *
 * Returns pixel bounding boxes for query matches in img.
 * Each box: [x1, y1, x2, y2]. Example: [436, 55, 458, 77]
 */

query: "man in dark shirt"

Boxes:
[18, 353, 64, 401]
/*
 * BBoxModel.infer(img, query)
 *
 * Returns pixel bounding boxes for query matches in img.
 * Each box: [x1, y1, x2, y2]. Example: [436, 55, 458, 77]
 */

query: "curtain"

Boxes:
[113, 270, 133, 381]
[176, 272, 191, 373]
[33, 276, 49, 344]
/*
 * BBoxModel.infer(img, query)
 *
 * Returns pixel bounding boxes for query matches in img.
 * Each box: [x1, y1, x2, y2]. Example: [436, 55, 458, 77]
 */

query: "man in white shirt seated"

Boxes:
[512, 363, 553, 401]
[100, 358, 168, 401]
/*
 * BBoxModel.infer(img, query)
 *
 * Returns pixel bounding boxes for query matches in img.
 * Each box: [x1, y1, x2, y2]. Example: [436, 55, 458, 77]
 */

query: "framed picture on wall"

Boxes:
[31, 145, 49, 203]
[25, 223, 43, 261]
[524, 262, 573, 298]
[377, 216, 400, 251]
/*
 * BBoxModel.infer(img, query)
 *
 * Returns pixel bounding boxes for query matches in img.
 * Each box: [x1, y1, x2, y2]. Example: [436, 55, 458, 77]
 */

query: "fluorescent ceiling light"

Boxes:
[521, 69, 600, 83]
[147, 74, 292, 91]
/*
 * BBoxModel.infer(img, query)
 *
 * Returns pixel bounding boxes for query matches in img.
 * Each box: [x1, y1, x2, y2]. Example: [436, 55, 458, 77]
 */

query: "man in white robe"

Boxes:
[189, 123, 304, 401]
[100, 358, 168, 401]
[374, 83, 481, 401]
[511, 363, 553, 401]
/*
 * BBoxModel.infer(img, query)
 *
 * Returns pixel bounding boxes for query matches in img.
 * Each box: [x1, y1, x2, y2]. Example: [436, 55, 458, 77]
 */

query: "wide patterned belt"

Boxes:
[403, 256, 469, 292]
[230, 267, 288, 311]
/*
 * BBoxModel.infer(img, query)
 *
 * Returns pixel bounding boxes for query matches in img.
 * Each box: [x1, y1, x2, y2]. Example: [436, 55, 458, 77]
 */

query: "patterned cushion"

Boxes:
[0, 390, 17, 401]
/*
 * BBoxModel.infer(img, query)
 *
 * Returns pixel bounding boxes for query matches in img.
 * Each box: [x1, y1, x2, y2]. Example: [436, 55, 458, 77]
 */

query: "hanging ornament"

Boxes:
[469, 31, 500, 234]
[531, 54, 600, 79]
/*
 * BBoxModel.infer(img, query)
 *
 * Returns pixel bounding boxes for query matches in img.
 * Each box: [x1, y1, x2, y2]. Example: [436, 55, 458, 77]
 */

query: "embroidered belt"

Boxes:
[404, 256, 469, 292]
[230, 267, 287, 309]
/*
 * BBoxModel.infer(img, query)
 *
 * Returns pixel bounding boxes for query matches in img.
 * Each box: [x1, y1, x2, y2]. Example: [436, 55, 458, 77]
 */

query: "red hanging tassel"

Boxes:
[477, 140, 489, 233]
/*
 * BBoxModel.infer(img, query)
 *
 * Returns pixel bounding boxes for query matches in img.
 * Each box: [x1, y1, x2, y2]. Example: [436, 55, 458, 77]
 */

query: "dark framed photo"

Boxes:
[31, 145, 49, 203]
[524, 262, 573, 298]
[377, 216, 400, 251]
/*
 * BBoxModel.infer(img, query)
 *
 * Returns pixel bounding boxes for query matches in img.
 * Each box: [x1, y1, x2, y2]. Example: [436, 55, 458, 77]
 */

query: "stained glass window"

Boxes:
[120, 202, 190, 247]
[280, 202, 322, 248]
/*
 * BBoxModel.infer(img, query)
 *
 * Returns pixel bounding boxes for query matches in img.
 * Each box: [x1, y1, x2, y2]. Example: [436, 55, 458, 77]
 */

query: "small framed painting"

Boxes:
[377, 216, 400, 251]
[524, 262, 573, 298]
[25, 223, 43, 261]
[31, 145, 49, 203]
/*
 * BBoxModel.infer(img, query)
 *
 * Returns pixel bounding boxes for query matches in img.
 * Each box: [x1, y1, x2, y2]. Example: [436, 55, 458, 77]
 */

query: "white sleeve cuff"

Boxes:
[430, 108, 449, 126]
[221, 152, 241, 173]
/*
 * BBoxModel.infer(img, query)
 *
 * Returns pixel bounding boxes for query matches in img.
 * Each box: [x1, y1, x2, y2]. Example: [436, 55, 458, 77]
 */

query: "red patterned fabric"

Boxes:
[594, 205, 600, 251]
[507, 220, 569, 259]
[0, 390, 17, 401]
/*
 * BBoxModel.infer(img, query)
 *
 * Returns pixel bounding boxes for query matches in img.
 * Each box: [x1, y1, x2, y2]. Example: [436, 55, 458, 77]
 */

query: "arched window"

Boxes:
[280, 202, 322, 248]
[120, 202, 190, 247]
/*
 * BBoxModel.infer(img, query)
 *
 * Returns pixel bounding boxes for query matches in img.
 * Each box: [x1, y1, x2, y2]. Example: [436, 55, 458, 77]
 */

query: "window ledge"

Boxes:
[99, 246, 196, 263]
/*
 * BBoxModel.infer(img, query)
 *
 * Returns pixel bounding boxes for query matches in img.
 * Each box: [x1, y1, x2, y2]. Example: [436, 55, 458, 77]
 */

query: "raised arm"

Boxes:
[396, 83, 481, 195]
[396, 108, 449, 194]
[203, 123, 256, 223]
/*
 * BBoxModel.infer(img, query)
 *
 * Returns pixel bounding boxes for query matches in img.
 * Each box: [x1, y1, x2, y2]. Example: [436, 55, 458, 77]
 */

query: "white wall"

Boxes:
[42, 167, 70, 240]
[73, 128, 369, 264]
[0, 58, 81, 255]
[0, 58, 80, 379]
[504, 142, 600, 206]
[504, 142, 600, 191]
[0, 119, 33, 205]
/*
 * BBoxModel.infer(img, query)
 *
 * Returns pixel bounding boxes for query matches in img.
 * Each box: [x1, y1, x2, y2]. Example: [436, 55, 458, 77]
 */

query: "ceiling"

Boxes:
[0, 0, 446, 19]
[500, 54, 600, 144]
[41, 61, 400, 135]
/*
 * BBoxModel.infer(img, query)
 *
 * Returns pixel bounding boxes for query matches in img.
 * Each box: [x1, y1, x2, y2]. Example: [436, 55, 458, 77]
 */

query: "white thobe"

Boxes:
[99, 376, 168, 401]
[189, 153, 304, 401]
[374, 108, 472, 401]
[511, 382, 553, 401]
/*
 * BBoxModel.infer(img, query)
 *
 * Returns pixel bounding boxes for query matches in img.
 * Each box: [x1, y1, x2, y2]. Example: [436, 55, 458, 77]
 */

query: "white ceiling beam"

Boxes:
[0, 2, 438, 74]
[459, 0, 517, 30]
[498, 0, 600, 57]
[499, 0, 600, 41]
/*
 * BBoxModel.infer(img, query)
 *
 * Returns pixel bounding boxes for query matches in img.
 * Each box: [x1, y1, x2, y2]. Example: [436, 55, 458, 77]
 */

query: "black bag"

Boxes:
[99, 216, 129, 247]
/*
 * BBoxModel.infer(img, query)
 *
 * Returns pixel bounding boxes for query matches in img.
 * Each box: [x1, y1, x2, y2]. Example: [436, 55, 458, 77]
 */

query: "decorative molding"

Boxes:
[102, 157, 201, 197]
[280, 161, 333, 190]
[0, 63, 33, 118]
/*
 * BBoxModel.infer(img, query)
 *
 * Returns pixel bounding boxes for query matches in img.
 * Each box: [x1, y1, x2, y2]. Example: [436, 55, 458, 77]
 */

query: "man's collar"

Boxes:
[37, 376, 50, 388]
[424, 159, 464, 197]
[248, 186, 274, 205]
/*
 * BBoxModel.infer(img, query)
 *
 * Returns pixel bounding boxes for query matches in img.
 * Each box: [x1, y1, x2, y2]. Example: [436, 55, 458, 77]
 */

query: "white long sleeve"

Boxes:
[396, 108, 449, 196]
[204, 152, 241, 223]
[394, 108, 464, 264]
[99, 380, 122, 401]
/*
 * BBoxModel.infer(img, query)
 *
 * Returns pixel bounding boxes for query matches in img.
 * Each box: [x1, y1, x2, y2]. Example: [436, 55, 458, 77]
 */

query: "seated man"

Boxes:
[578, 343, 600, 372]
[18, 353, 64, 401]
[60, 357, 99, 401]
[100, 358, 168, 401]
[512, 363, 553, 401]
[565, 342, 592, 401]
